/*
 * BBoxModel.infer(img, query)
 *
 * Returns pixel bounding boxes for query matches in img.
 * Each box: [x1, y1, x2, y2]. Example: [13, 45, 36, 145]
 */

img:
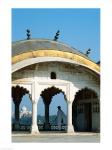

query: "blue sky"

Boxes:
[12, 8, 100, 116]
[12, 8, 100, 62]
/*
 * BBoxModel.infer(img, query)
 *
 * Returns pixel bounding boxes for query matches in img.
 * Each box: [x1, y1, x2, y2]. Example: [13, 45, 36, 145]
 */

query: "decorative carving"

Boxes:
[85, 48, 91, 56]
[12, 85, 29, 104]
[53, 30, 60, 41]
[26, 29, 31, 40]
[93, 102, 100, 113]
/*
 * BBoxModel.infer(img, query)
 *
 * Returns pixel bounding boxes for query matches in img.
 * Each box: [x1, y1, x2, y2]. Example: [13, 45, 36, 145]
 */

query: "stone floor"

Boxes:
[12, 132, 100, 143]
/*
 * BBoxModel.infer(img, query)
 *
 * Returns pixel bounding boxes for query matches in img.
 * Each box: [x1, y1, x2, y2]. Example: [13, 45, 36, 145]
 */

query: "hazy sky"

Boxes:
[12, 8, 100, 115]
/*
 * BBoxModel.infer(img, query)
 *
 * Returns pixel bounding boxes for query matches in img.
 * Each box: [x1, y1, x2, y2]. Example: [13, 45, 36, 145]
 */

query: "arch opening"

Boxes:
[37, 86, 67, 132]
[12, 85, 32, 132]
[72, 87, 100, 132]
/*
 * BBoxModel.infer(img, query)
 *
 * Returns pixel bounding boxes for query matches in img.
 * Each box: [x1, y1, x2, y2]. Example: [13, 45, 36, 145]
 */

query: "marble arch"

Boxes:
[12, 39, 100, 134]
[12, 85, 31, 130]
[72, 87, 100, 132]
[39, 86, 67, 131]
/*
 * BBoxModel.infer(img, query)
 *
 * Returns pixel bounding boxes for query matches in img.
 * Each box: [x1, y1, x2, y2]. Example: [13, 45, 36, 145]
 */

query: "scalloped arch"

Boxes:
[40, 86, 67, 101]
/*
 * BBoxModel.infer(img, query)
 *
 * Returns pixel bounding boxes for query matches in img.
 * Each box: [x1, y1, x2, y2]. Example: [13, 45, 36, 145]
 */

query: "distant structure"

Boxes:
[20, 106, 32, 118]
[53, 30, 60, 41]
[20, 106, 32, 125]
[12, 106, 32, 125]
[12, 36, 100, 134]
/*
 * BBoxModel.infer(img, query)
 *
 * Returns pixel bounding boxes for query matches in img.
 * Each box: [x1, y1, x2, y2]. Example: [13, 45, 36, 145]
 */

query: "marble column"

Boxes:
[67, 101, 74, 133]
[31, 101, 39, 134]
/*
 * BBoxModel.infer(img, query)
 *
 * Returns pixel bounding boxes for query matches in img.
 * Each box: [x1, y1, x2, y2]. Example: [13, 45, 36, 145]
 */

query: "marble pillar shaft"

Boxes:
[67, 101, 74, 133]
[31, 101, 39, 134]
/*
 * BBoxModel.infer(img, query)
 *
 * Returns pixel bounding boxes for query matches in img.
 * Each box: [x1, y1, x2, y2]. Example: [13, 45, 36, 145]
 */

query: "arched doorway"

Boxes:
[72, 88, 100, 132]
[49, 93, 67, 131]
[37, 86, 67, 132]
[12, 85, 32, 131]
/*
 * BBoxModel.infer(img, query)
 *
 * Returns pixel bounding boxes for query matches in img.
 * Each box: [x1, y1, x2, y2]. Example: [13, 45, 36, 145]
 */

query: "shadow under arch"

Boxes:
[38, 86, 67, 131]
[12, 85, 32, 131]
[72, 87, 100, 132]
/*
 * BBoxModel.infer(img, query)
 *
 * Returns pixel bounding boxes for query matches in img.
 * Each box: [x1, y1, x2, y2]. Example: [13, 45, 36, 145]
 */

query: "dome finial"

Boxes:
[53, 30, 60, 41]
[85, 48, 91, 56]
[26, 29, 31, 40]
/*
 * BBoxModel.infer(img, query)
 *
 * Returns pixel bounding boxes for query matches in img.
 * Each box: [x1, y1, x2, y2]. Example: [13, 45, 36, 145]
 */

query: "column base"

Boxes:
[67, 124, 75, 133]
[31, 124, 40, 134]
